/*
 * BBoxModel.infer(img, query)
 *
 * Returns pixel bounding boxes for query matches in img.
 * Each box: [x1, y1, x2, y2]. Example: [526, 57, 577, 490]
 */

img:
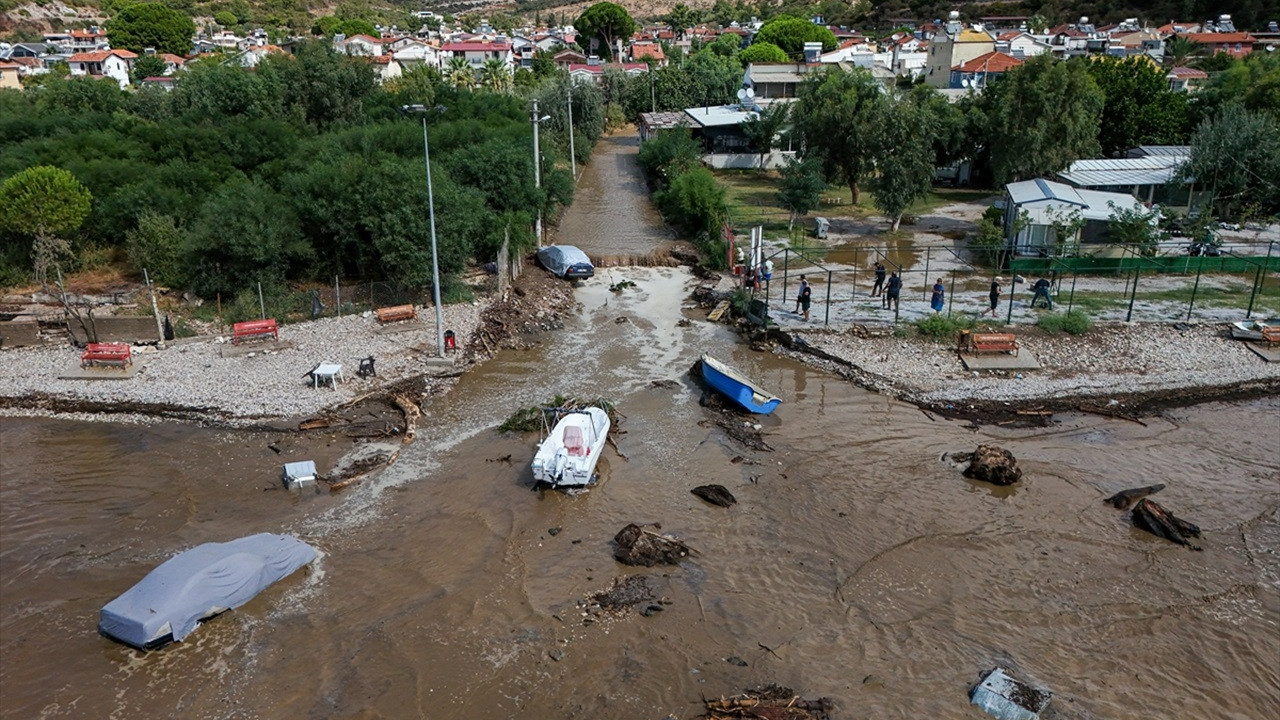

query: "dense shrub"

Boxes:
[915, 314, 975, 338]
[1037, 310, 1092, 334]
[657, 166, 726, 242]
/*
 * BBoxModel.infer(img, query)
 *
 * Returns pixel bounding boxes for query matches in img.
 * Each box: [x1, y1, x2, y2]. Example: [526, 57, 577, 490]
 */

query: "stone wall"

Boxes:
[67, 315, 161, 344]
[0, 321, 40, 348]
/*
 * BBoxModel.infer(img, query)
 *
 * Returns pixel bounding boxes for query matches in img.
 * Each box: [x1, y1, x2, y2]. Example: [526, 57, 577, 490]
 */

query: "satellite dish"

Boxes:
[745, 87, 755, 98]
[961, 77, 971, 88]
[736, 88, 747, 101]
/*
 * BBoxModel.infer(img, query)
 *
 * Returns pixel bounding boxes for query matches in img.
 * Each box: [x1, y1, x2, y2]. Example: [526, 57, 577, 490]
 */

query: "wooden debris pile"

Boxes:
[704, 686, 833, 720]
[613, 523, 692, 566]
[498, 395, 618, 433]
[1103, 484, 1202, 550]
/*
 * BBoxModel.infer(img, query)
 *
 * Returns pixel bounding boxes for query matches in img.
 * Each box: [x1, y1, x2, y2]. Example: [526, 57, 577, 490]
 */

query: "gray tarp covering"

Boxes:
[99, 533, 317, 650]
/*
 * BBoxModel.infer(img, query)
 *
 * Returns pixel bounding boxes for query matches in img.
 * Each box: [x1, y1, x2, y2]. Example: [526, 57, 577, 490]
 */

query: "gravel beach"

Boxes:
[0, 303, 486, 423]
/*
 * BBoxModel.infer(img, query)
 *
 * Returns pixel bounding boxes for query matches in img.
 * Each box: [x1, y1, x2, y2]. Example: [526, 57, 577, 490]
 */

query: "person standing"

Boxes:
[872, 262, 886, 297]
[986, 276, 1003, 317]
[885, 272, 901, 312]
[793, 275, 808, 313]
[800, 279, 813, 321]
[930, 278, 945, 314]
[1031, 276, 1052, 309]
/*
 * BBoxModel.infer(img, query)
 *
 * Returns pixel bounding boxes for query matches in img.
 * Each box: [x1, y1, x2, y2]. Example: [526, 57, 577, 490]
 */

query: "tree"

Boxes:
[976, 55, 1103, 185]
[170, 61, 278, 118]
[313, 15, 342, 37]
[793, 66, 886, 203]
[776, 157, 825, 231]
[1106, 201, 1165, 256]
[709, 32, 742, 57]
[1087, 57, 1189, 156]
[446, 56, 475, 90]
[869, 99, 936, 231]
[214, 10, 238, 27]
[574, 3, 636, 60]
[668, 3, 697, 36]
[480, 57, 511, 93]
[1164, 36, 1200, 67]
[0, 166, 93, 285]
[753, 17, 837, 57]
[637, 128, 701, 185]
[740, 102, 789, 169]
[35, 75, 126, 114]
[125, 211, 183, 283]
[1183, 103, 1280, 218]
[130, 54, 167, 83]
[339, 19, 377, 38]
[258, 40, 378, 129]
[658, 166, 726, 240]
[737, 42, 788, 66]
[107, 3, 197, 55]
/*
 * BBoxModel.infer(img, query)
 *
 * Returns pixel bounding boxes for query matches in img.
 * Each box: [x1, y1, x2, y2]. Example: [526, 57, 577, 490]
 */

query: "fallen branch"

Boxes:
[1104, 483, 1165, 509]
[393, 394, 421, 443]
[1079, 404, 1148, 427]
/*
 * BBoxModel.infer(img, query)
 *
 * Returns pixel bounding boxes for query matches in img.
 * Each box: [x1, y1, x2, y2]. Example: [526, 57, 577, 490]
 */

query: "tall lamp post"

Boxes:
[530, 98, 551, 245]
[401, 104, 447, 358]
[567, 83, 577, 183]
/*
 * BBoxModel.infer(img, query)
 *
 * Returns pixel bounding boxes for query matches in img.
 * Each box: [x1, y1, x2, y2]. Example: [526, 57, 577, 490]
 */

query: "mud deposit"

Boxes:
[3, 265, 1279, 720]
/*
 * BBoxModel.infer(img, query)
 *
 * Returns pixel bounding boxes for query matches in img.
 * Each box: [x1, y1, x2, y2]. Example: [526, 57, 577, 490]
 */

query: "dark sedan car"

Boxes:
[537, 244, 594, 279]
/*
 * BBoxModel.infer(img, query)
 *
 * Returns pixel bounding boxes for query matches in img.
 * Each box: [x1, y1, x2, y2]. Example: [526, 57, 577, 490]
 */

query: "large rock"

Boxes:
[963, 445, 1023, 486]
[613, 523, 689, 566]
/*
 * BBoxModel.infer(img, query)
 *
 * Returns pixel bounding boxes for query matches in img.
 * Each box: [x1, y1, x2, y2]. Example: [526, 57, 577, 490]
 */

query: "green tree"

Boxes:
[1164, 35, 1200, 67]
[1087, 56, 1189, 156]
[574, 2, 636, 60]
[1106, 201, 1165, 255]
[753, 17, 837, 57]
[480, 57, 511, 93]
[258, 40, 377, 129]
[107, 3, 197, 55]
[740, 102, 789, 169]
[338, 19, 377, 37]
[869, 99, 936, 231]
[170, 61, 278, 119]
[1183, 103, 1280, 218]
[637, 128, 701, 185]
[313, 15, 342, 37]
[214, 10, 238, 27]
[793, 66, 886, 203]
[976, 55, 1103, 185]
[668, 3, 697, 36]
[775, 156, 825, 231]
[130, 54, 168, 83]
[446, 56, 475, 90]
[737, 41, 789, 66]
[0, 166, 93, 285]
[658, 166, 726, 240]
[35, 75, 126, 114]
[709, 32, 742, 57]
[125, 211, 182, 283]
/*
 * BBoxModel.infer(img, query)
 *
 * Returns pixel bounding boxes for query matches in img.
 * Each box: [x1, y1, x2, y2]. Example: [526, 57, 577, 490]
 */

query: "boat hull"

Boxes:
[531, 407, 610, 488]
[700, 354, 781, 414]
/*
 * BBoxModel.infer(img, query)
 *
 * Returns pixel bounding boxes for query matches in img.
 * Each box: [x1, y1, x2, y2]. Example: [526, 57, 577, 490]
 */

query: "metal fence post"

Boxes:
[257, 282, 265, 320]
[825, 270, 832, 326]
[922, 246, 931, 301]
[335, 276, 341, 317]
[1187, 262, 1202, 321]
[1005, 276, 1015, 324]
[947, 268, 956, 318]
[1126, 267, 1140, 322]
[781, 248, 790, 311]
[1067, 273, 1077, 313]
[1246, 264, 1263, 318]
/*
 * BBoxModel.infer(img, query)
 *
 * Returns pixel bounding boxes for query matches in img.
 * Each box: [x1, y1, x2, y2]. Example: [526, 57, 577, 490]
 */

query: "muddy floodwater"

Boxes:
[2, 266, 1278, 719]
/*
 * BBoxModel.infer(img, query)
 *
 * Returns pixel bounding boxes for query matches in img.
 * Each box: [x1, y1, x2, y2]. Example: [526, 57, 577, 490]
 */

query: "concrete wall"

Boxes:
[0, 320, 40, 348]
[703, 150, 797, 170]
[67, 315, 161, 344]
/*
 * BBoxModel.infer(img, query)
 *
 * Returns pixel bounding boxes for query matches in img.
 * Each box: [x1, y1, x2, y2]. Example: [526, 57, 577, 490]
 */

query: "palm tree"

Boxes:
[1164, 36, 1200, 67]
[446, 56, 474, 90]
[480, 57, 510, 93]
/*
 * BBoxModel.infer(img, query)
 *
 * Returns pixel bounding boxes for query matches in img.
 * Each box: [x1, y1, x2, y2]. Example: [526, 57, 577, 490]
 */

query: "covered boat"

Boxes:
[99, 533, 317, 650]
[1230, 318, 1280, 341]
[700, 354, 782, 414]
[531, 407, 610, 488]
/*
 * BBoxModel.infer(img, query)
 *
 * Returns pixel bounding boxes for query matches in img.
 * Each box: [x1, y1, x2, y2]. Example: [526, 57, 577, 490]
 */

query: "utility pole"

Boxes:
[567, 83, 577, 183]
[530, 98, 549, 246]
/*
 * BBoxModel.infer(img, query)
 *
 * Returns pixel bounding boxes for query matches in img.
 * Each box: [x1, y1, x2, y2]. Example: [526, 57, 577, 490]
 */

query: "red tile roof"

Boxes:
[953, 51, 1023, 73]
[68, 49, 138, 62]
[1184, 32, 1254, 44]
[441, 42, 509, 51]
[630, 42, 665, 60]
[1167, 66, 1208, 78]
[346, 34, 382, 44]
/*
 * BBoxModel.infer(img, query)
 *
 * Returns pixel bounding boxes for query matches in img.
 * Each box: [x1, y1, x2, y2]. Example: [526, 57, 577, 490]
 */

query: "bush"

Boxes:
[914, 314, 975, 338]
[657, 166, 726, 241]
[637, 129, 701, 186]
[1037, 310, 1091, 334]
[125, 212, 182, 285]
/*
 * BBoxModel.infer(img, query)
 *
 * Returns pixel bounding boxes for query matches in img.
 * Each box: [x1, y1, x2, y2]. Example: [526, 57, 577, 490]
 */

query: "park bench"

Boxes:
[1262, 326, 1280, 346]
[232, 319, 278, 345]
[962, 332, 1019, 356]
[81, 342, 132, 369]
[375, 304, 417, 324]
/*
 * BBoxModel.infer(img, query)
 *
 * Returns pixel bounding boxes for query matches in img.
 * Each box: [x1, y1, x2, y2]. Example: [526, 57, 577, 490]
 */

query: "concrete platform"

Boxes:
[59, 361, 145, 380]
[1246, 342, 1280, 362]
[220, 340, 295, 357]
[374, 321, 427, 335]
[959, 349, 1041, 371]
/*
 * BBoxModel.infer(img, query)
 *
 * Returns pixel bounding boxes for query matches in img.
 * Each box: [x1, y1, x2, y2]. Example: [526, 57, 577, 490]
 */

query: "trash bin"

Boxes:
[813, 217, 830, 239]
[444, 330, 456, 351]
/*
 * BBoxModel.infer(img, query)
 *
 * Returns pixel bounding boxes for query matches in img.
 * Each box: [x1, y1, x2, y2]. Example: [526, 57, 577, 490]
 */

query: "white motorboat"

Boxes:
[531, 407, 610, 488]
[1230, 318, 1280, 341]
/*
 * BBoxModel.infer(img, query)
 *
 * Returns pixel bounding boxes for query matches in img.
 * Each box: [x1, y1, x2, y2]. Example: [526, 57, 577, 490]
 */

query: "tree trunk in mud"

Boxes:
[848, 180, 860, 205]
[1132, 498, 1202, 549]
[891, 213, 902, 231]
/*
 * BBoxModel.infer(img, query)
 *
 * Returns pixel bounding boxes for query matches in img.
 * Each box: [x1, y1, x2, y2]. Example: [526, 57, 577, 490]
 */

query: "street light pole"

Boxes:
[567, 83, 577, 183]
[530, 98, 550, 246]
[403, 104, 447, 358]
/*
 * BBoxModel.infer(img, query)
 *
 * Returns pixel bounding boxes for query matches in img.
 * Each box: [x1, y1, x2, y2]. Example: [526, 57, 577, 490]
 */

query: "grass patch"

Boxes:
[915, 314, 975, 338]
[498, 396, 617, 433]
[1037, 310, 1092, 334]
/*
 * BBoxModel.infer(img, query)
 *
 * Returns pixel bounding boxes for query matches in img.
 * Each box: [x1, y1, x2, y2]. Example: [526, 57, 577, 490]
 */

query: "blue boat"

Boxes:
[700, 354, 782, 414]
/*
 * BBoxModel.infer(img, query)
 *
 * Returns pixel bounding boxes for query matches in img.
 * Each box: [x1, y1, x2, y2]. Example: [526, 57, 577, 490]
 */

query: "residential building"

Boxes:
[341, 34, 384, 57]
[681, 104, 796, 168]
[440, 40, 511, 69]
[1003, 178, 1150, 255]
[1055, 150, 1207, 211]
[637, 110, 687, 142]
[994, 31, 1051, 59]
[371, 55, 402, 82]
[1182, 31, 1254, 57]
[742, 63, 814, 102]
[1109, 29, 1164, 60]
[949, 51, 1022, 88]
[1166, 66, 1208, 92]
[45, 29, 109, 52]
[925, 13, 994, 88]
[139, 76, 178, 91]
[0, 62, 21, 90]
[393, 40, 441, 69]
[629, 41, 666, 66]
[567, 62, 647, 85]
[553, 49, 586, 69]
[67, 49, 137, 88]
[5, 43, 50, 59]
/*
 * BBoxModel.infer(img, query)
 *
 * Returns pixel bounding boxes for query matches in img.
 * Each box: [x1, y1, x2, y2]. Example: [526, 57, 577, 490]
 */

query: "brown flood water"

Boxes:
[2, 267, 1278, 719]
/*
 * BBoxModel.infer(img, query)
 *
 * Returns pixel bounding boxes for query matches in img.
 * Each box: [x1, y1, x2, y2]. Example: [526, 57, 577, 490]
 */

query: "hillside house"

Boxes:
[441, 40, 511, 69]
[926, 19, 994, 87]
[67, 49, 136, 88]
[950, 51, 1022, 88]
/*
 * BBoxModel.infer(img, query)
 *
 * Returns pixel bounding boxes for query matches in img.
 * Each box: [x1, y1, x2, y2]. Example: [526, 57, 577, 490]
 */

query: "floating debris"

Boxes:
[959, 445, 1023, 486]
[1132, 498, 1202, 550]
[970, 667, 1051, 720]
[691, 484, 737, 508]
[614, 523, 691, 566]
[1104, 483, 1165, 509]
[704, 685, 833, 720]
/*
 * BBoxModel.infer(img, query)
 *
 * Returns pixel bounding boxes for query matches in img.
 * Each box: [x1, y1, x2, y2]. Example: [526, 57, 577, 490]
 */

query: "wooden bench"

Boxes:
[375, 304, 417, 324]
[81, 342, 132, 368]
[232, 319, 278, 344]
[965, 332, 1019, 356]
[1262, 326, 1280, 346]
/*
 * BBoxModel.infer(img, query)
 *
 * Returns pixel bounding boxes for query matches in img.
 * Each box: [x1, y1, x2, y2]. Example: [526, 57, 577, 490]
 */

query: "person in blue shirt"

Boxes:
[930, 278, 945, 314]
[885, 272, 901, 311]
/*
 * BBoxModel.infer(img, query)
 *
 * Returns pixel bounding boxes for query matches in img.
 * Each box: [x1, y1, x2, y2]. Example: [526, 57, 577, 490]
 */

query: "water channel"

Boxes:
[1, 130, 1277, 720]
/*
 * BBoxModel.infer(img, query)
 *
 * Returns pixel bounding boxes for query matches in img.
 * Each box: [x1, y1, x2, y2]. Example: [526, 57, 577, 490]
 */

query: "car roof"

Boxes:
[541, 244, 591, 262]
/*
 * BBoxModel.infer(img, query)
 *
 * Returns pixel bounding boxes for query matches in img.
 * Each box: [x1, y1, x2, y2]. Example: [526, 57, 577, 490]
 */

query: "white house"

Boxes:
[1003, 178, 1149, 255]
[392, 40, 441, 69]
[994, 31, 1051, 58]
[342, 34, 384, 57]
[67, 48, 136, 88]
[440, 40, 511, 69]
[371, 54, 402, 82]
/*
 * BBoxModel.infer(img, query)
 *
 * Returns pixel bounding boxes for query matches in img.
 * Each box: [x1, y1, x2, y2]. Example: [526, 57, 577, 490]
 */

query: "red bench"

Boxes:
[962, 332, 1019, 356]
[81, 342, 132, 368]
[232, 319, 279, 344]
[1262, 326, 1280, 346]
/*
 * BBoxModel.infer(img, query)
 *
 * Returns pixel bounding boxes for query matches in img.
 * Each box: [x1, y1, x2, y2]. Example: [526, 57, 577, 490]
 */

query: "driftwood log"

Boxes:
[961, 445, 1023, 485]
[704, 686, 833, 720]
[692, 484, 737, 507]
[393, 394, 421, 443]
[1104, 484, 1166, 509]
[613, 523, 691, 566]
[1132, 498, 1202, 550]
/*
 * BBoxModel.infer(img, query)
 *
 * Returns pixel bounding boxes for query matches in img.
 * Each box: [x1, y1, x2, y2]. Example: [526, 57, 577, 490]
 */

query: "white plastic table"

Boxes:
[311, 362, 343, 390]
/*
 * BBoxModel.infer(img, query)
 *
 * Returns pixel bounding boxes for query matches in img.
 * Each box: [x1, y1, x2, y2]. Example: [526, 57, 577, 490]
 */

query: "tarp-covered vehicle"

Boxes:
[98, 533, 317, 650]
[536, 244, 594, 279]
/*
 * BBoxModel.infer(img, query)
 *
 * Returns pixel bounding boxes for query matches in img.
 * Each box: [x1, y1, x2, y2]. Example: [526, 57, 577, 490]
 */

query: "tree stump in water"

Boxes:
[1104, 483, 1165, 509]
[962, 445, 1023, 486]
[692, 484, 737, 507]
[1132, 498, 1202, 550]
[614, 523, 690, 566]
